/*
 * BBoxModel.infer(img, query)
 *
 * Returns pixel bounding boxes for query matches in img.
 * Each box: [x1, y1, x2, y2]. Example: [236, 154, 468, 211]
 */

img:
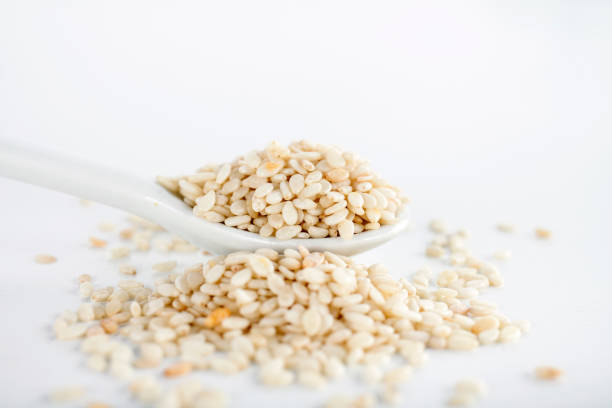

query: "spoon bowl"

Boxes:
[0, 139, 410, 255]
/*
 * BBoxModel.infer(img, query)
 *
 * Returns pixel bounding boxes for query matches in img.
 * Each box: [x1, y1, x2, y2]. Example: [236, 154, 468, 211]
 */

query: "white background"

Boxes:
[1, 1, 611, 407]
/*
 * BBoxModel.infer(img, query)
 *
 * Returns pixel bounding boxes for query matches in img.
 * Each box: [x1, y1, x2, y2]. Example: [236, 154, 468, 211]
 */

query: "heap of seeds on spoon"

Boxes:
[51, 211, 531, 408]
[157, 140, 408, 240]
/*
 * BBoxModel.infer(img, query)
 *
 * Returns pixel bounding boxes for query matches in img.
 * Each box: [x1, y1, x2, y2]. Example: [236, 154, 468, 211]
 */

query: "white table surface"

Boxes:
[1, 1, 611, 407]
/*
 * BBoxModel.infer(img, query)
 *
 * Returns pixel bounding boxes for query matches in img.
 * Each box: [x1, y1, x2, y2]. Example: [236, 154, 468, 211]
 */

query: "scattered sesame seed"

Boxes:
[98, 222, 115, 232]
[429, 219, 447, 233]
[119, 265, 137, 275]
[51, 206, 532, 406]
[34, 254, 57, 264]
[87, 402, 112, 408]
[496, 223, 515, 233]
[493, 250, 512, 261]
[535, 366, 564, 380]
[164, 362, 193, 378]
[78, 274, 92, 283]
[153, 261, 177, 273]
[109, 247, 130, 259]
[535, 228, 552, 239]
[48, 386, 85, 403]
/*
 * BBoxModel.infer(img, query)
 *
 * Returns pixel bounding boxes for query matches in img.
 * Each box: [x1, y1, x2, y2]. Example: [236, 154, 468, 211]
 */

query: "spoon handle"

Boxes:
[0, 139, 241, 253]
[0, 139, 161, 214]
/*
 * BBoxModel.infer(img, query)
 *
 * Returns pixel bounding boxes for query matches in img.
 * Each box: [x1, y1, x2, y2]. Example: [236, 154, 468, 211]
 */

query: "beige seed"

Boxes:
[493, 250, 512, 261]
[77, 304, 95, 322]
[109, 247, 130, 259]
[221, 317, 250, 330]
[478, 329, 499, 344]
[293, 198, 316, 210]
[248, 254, 274, 276]
[216, 163, 232, 184]
[515, 319, 532, 333]
[471, 316, 500, 334]
[454, 378, 487, 396]
[225, 215, 252, 227]
[299, 183, 322, 198]
[35, 254, 57, 264]
[302, 308, 322, 336]
[275, 225, 302, 240]
[426, 245, 445, 258]
[254, 183, 274, 198]
[57, 323, 88, 340]
[261, 369, 295, 386]
[89, 237, 108, 248]
[289, 174, 305, 195]
[49, 386, 85, 403]
[325, 148, 346, 168]
[79, 282, 94, 298]
[153, 261, 177, 273]
[324, 209, 349, 226]
[282, 202, 298, 225]
[87, 354, 107, 372]
[164, 362, 193, 378]
[447, 334, 479, 351]
[499, 326, 521, 343]
[119, 265, 137, 275]
[348, 332, 374, 349]
[98, 221, 115, 232]
[205, 264, 225, 283]
[119, 228, 135, 240]
[497, 223, 515, 233]
[326, 168, 349, 182]
[257, 160, 284, 178]
[210, 357, 239, 374]
[100, 319, 118, 334]
[383, 365, 412, 384]
[298, 370, 326, 388]
[196, 190, 216, 211]
[244, 150, 261, 168]
[129, 301, 141, 317]
[347, 192, 364, 208]
[429, 219, 447, 233]
[362, 365, 383, 384]
[535, 228, 552, 239]
[154, 328, 176, 343]
[447, 391, 477, 406]
[87, 402, 112, 408]
[535, 366, 564, 380]
[323, 357, 346, 379]
[78, 274, 92, 283]
[110, 361, 134, 380]
[338, 220, 355, 240]
[381, 384, 402, 406]
[105, 300, 122, 316]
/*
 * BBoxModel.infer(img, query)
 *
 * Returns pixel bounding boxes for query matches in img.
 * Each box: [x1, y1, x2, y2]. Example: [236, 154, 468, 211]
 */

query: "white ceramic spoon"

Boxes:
[0, 140, 410, 255]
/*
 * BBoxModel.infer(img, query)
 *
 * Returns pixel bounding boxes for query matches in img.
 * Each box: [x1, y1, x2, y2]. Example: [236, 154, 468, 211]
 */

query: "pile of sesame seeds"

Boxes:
[157, 140, 408, 240]
[49, 214, 537, 407]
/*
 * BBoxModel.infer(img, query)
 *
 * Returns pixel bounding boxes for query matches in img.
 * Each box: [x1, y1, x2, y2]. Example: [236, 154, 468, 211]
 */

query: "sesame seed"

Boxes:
[535, 366, 564, 380]
[34, 254, 57, 264]
[496, 223, 515, 233]
[48, 386, 86, 403]
[535, 228, 552, 239]
[493, 250, 512, 261]
[89, 237, 108, 248]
